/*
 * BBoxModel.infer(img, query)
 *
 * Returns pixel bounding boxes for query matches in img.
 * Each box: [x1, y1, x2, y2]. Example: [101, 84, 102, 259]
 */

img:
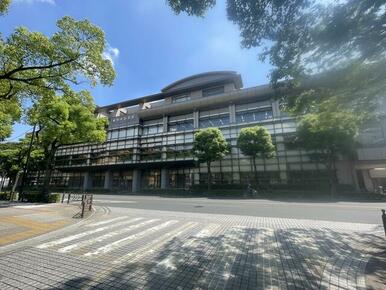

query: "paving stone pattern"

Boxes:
[0, 208, 384, 289]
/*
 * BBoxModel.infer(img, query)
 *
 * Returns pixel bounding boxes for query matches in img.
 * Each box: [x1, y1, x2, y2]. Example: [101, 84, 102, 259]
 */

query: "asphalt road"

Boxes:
[93, 194, 386, 224]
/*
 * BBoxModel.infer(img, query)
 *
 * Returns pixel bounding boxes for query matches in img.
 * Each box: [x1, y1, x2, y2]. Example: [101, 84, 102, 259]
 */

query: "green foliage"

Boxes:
[192, 128, 229, 164]
[296, 111, 359, 159]
[168, 0, 385, 115]
[0, 138, 44, 183]
[48, 193, 61, 203]
[0, 98, 21, 141]
[237, 126, 275, 159]
[167, 0, 216, 16]
[237, 125, 275, 187]
[296, 110, 359, 195]
[29, 91, 107, 148]
[193, 128, 229, 190]
[27, 91, 107, 195]
[0, 16, 115, 139]
[0, 0, 11, 15]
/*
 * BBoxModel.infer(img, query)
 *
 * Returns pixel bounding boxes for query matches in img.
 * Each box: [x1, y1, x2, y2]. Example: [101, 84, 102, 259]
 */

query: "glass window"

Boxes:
[236, 109, 273, 123]
[143, 125, 163, 135]
[168, 120, 194, 132]
[203, 86, 225, 97]
[172, 94, 191, 104]
[199, 115, 230, 128]
[110, 130, 119, 139]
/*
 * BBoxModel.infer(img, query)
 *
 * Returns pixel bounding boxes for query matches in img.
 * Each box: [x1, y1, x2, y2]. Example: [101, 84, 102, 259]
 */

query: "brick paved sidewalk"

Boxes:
[0, 203, 81, 246]
[0, 207, 384, 289]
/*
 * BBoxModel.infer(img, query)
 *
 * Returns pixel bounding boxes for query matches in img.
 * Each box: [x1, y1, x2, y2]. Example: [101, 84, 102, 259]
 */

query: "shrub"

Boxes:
[48, 193, 61, 203]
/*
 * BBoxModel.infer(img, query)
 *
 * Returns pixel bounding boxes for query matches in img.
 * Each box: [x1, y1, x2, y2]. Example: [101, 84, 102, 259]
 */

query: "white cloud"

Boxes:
[103, 45, 120, 66]
[14, 0, 56, 4]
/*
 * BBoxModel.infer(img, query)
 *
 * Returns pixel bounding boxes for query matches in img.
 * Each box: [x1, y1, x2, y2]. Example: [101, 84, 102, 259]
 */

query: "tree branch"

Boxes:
[0, 57, 78, 80]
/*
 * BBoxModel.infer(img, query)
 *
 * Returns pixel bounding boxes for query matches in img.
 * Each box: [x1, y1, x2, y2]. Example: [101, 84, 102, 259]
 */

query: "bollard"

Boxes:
[382, 209, 386, 237]
[67, 193, 71, 204]
[89, 194, 93, 211]
[81, 194, 85, 218]
[61, 193, 65, 203]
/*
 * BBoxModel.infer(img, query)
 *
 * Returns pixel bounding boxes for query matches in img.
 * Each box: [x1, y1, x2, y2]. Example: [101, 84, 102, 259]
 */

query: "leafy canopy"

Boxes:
[167, 0, 216, 16]
[237, 126, 275, 159]
[0, 15, 115, 140]
[192, 127, 229, 164]
[296, 111, 359, 159]
[0, 137, 44, 180]
[0, 0, 11, 15]
[168, 0, 386, 115]
[28, 91, 107, 149]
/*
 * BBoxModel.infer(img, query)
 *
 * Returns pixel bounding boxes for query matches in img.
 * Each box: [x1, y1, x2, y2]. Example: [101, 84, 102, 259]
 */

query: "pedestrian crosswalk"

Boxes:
[36, 215, 205, 264]
[3, 210, 378, 290]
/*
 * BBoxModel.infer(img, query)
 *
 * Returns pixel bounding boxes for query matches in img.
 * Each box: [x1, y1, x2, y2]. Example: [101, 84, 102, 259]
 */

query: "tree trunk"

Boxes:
[0, 175, 5, 192]
[207, 161, 211, 191]
[42, 144, 57, 199]
[327, 156, 337, 199]
[252, 156, 259, 189]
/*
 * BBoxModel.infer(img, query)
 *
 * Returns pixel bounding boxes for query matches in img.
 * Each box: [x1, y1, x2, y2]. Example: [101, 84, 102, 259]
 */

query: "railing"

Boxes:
[61, 192, 93, 218]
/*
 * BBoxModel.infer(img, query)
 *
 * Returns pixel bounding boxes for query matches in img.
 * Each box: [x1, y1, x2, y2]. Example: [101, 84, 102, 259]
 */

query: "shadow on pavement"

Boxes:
[45, 227, 384, 289]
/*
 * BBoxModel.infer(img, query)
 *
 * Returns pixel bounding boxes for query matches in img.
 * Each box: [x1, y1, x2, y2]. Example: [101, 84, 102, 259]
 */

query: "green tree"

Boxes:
[0, 16, 115, 139]
[237, 126, 275, 188]
[0, 0, 11, 15]
[168, 0, 386, 115]
[0, 137, 44, 189]
[28, 91, 107, 197]
[192, 128, 229, 190]
[296, 111, 359, 197]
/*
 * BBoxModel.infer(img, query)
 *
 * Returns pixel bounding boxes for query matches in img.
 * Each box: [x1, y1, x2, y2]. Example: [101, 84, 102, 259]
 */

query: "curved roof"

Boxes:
[161, 71, 243, 93]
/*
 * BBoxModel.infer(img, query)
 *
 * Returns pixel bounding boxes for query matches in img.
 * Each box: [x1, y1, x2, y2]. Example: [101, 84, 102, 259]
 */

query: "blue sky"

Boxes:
[1, 0, 271, 140]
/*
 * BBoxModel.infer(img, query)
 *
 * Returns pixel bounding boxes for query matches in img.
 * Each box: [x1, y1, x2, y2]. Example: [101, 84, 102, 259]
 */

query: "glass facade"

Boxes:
[46, 74, 345, 192]
[236, 109, 273, 123]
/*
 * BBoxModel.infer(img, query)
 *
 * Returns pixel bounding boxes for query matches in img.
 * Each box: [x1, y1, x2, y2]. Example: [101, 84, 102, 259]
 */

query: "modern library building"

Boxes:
[47, 71, 386, 193]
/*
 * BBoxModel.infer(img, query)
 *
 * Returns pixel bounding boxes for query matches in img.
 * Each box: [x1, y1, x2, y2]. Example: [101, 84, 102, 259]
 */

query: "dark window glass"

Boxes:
[236, 109, 273, 123]
[168, 120, 194, 132]
[199, 115, 230, 128]
[203, 86, 224, 97]
[172, 94, 191, 103]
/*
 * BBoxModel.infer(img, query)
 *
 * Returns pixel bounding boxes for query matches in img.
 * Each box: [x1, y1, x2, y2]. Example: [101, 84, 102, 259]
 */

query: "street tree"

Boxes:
[192, 128, 229, 190]
[296, 111, 359, 197]
[28, 91, 107, 197]
[0, 15, 115, 140]
[0, 137, 44, 190]
[237, 126, 275, 188]
[168, 0, 386, 115]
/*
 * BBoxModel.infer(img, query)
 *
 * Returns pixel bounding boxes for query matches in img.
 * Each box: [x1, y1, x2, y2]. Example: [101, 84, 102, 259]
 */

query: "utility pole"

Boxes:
[18, 124, 36, 201]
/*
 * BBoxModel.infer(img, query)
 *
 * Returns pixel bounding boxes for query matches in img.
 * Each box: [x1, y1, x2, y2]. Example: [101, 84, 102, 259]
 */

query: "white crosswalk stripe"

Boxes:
[57, 219, 160, 253]
[86, 216, 129, 227]
[112, 221, 199, 264]
[37, 217, 144, 249]
[84, 220, 179, 257]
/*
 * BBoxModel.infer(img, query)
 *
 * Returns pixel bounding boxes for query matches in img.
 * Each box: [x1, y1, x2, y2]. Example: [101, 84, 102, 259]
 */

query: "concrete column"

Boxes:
[83, 172, 91, 191]
[163, 115, 168, 132]
[271, 99, 281, 118]
[279, 171, 288, 184]
[193, 111, 199, 129]
[363, 170, 374, 192]
[132, 148, 140, 162]
[161, 168, 168, 189]
[229, 103, 236, 124]
[132, 169, 141, 192]
[104, 170, 112, 190]
[161, 146, 167, 160]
